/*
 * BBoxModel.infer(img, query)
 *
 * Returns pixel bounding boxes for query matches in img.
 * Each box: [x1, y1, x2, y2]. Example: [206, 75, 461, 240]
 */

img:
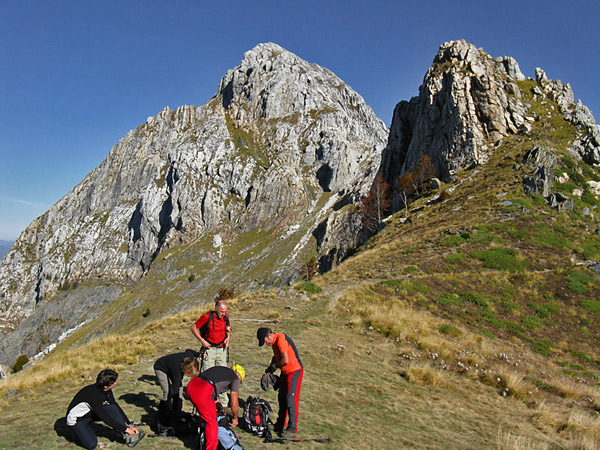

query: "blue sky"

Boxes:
[1, 0, 599, 241]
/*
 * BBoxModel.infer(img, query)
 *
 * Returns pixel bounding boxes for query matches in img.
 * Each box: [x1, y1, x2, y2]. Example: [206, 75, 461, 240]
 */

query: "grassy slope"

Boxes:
[2, 80, 600, 449]
[0, 286, 565, 450]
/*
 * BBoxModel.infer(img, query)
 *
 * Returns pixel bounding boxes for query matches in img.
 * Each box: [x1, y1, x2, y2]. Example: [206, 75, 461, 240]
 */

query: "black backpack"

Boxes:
[241, 396, 272, 439]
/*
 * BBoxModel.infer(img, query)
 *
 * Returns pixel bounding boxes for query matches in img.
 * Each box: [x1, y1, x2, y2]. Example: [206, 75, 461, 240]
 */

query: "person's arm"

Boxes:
[276, 351, 290, 368]
[90, 392, 129, 433]
[229, 391, 239, 427]
[224, 316, 232, 348]
[191, 321, 211, 349]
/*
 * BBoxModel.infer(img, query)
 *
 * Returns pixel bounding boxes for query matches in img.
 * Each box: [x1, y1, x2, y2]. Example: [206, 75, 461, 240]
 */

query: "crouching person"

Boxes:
[154, 348, 201, 433]
[66, 369, 145, 449]
[183, 361, 245, 450]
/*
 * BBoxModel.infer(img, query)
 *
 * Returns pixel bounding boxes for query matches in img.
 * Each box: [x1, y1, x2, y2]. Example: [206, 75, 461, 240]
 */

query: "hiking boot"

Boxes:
[124, 430, 146, 448]
[281, 429, 296, 440]
[157, 422, 174, 436]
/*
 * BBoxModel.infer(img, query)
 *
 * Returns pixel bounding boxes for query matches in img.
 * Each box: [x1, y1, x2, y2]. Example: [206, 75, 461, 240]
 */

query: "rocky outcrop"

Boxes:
[0, 43, 387, 357]
[381, 40, 600, 211]
[533, 68, 600, 165]
[382, 40, 530, 191]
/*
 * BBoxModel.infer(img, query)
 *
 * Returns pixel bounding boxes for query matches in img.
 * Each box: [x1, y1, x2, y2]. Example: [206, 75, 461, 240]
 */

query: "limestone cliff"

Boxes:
[0, 43, 387, 359]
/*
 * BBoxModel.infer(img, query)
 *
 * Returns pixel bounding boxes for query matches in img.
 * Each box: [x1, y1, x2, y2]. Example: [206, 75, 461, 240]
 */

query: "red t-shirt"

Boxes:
[195, 311, 229, 346]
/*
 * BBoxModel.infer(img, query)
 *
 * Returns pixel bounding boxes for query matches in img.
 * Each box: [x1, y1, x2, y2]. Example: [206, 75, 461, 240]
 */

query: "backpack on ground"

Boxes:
[241, 396, 272, 439]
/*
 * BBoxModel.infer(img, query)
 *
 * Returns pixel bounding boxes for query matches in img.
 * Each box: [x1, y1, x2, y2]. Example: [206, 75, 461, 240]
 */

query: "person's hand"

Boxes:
[266, 364, 276, 374]
[231, 417, 239, 427]
[125, 425, 139, 435]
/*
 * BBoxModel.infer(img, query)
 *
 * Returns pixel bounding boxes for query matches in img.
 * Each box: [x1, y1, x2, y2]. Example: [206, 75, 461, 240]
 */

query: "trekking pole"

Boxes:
[266, 437, 332, 444]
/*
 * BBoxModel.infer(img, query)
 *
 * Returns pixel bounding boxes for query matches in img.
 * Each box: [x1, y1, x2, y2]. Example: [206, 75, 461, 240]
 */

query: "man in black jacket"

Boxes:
[66, 369, 145, 449]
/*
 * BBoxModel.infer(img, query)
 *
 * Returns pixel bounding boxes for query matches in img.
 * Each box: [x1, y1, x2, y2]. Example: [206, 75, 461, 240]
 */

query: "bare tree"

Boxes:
[360, 174, 391, 232]
[299, 257, 320, 281]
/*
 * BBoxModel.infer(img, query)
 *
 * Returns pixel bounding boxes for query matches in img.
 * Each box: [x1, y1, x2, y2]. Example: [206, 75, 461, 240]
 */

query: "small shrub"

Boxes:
[482, 310, 505, 328]
[580, 241, 600, 260]
[445, 252, 465, 261]
[522, 315, 543, 329]
[381, 279, 403, 289]
[581, 299, 600, 313]
[470, 247, 528, 272]
[435, 292, 462, 306]
[188, 274, 196, 283]
[142, 308, 151, 318]
[581, 190, 600, 207]
[406, 280, 429, 294]
[501, 299, 519, 311]
[299, 257, 320, 281]
[404, 266, 419, 274]
[504, 320, 526, 336]
[532, 340, 553, 356]
[566, 271, 595, 294]
[12, 354, 28, 373]
[567, 349, 596, 364]
[215, 287, 235, 301]
[459, 292, 489, 308]
[528, 303, 551, 318]
[439, 324, 462, 337]
[442, 236, 467, 246]
[534, 232, 573, 249]
[298, 281, 323, 293]
[506, 228, 529, 239]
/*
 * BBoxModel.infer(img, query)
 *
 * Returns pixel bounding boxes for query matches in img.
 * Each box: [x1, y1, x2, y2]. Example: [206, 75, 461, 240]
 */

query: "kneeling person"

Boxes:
[184, 363, 245, 450]
[66, 369, 145, 449]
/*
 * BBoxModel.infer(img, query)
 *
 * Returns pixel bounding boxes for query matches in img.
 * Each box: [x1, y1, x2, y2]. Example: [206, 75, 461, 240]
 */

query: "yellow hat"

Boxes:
[232, 362, 245, 383]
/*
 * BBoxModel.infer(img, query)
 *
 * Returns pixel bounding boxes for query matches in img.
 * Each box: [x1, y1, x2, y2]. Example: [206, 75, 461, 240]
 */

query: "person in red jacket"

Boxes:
[184, 363, 245, 450]
[257, 327, 304, 439]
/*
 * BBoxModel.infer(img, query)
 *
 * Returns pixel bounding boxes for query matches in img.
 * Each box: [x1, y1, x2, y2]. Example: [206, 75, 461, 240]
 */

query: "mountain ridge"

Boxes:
[1, 40, 599, 371]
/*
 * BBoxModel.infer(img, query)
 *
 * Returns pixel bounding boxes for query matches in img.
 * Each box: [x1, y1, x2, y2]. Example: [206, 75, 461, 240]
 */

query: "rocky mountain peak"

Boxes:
[382, 40, 599, 206]
[0, 43, 387, 365]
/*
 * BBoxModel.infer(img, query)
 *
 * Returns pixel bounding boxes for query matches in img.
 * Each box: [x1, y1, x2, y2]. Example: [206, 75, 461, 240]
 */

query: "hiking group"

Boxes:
[65, 299, 304, 450]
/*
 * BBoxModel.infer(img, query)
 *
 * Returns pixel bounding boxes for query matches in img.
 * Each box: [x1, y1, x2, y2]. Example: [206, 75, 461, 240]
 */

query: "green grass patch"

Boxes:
[459, 292, 491, 308]
[435, 292, 462, 306]
[533, 232, 573, 249]
[531, 340, 553, 356]
[439, 324, 463, 337]
[522, 315, 543, 329]
[442, 236, 467, 246]
[581, 299, 600, 313]
[470, 247, 528, 272]
[297, 281, 323, 293]
[566, 270, 595, 294]
[445, 252, 465, 261]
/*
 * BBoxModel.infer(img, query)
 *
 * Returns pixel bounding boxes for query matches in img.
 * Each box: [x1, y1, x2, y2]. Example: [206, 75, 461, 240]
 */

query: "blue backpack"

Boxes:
[198, 409, 243, 450]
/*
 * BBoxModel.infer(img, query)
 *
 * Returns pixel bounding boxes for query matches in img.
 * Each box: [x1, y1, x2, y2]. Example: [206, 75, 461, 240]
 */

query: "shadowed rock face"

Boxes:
[0, 43, 387, 355]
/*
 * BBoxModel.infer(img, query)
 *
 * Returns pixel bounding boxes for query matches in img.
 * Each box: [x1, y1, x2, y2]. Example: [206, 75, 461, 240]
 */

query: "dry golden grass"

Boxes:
[0, 334, 155, 403]
[404, 360, 450, 387]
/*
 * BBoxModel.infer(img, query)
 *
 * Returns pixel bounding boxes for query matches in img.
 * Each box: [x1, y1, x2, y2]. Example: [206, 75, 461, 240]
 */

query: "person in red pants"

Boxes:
[257, 327, 304, 439]
[184, 362, 245, 450]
